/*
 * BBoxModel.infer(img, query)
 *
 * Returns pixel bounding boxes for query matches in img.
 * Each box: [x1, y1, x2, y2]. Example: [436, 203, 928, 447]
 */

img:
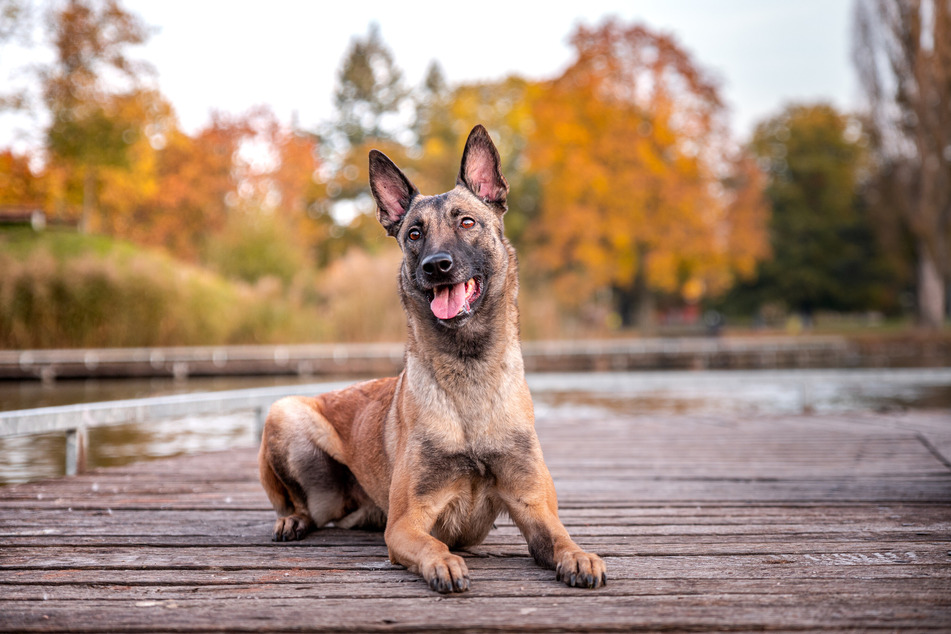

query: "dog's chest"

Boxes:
[414, 438, 508, 497]
[422, 445, 508, 548]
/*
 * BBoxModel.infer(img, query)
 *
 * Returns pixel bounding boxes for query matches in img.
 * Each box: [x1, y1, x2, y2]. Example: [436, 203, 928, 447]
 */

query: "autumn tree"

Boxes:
[527, 19, 768, 329]
[0, 149, 46, 208]
[724, 104, 901, 318]
[85, 93, 241, 258]
[407, 76, 540, 247]
[204, 109, 323, 280]
[81, 95, 321, 276]
[41, 0, 151, 231]
[853, 0, 950, 328]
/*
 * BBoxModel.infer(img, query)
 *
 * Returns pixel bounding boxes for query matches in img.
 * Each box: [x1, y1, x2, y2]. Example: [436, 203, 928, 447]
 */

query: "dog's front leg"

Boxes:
[500, 470, 607, 589]
[384, 486, 470, 593]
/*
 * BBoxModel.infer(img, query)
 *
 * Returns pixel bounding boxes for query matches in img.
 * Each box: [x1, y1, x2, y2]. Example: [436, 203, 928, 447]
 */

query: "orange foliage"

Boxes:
[94, 101, 322, 262]
[0, 151, 47, 209]
[1, 14, 769, 340]
[527, 19, 768, 313]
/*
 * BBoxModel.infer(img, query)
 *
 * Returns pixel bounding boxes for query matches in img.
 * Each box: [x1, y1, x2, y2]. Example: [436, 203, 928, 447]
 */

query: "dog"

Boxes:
[258, 125, 606, 593]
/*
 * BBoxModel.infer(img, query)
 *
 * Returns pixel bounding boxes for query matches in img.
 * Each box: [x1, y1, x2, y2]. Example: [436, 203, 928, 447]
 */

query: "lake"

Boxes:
[1, 368, 949, 485]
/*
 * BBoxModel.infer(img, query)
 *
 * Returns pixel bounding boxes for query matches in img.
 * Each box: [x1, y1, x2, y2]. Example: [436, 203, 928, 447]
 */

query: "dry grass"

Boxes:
[0, 227, 613, 349]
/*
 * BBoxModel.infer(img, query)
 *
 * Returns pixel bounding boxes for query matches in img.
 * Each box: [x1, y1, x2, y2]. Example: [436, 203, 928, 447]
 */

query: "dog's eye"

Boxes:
[407, 228, 422, 241]
[460, 217, 476, 229]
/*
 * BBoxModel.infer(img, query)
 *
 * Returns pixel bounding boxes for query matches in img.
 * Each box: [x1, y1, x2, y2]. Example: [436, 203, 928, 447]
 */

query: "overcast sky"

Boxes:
[0, 0, 859, 151]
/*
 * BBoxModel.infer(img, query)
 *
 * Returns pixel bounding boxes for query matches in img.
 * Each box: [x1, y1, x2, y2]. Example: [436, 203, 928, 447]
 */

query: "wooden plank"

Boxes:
[3, 576, 949, 600]
[1, 538, 947, 563]
[3, 545, 948, 572]
[0, 408, 948, 632]
[2, 511, 948, 542]
[2, 595, 948, 632]
[4, 562, 948, 590]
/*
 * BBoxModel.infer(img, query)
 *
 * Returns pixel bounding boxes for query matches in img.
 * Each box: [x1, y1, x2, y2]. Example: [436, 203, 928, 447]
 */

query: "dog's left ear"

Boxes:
[458, 125, 509, 213]
[369, 150, 419, 237]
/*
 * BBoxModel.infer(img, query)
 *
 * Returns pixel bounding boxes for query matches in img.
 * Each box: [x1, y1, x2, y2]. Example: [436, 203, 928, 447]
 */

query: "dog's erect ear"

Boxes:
[369, 150, 419, 236]
[457, 124, 509, 212]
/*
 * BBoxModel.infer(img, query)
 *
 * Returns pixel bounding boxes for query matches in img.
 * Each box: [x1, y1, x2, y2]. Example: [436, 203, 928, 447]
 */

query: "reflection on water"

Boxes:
[0, 413, 258, 485]
[1, 369, 950, 485]
[1, 434, 63, 484]
[528, 369, 951, 419]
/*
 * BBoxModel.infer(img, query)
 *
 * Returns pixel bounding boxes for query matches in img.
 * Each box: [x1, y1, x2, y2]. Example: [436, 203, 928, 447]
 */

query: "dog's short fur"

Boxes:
[258, 125, 606, 593]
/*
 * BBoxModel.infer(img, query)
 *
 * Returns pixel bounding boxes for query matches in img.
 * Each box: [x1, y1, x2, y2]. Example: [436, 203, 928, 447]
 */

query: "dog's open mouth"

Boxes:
[429, 277, 482, 320]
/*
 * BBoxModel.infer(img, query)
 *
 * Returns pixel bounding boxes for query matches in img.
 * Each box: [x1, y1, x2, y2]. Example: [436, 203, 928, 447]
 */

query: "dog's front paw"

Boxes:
[422, 553, 470, 594]
[272, 514, 314, 542]
[556, 550, 607, 589]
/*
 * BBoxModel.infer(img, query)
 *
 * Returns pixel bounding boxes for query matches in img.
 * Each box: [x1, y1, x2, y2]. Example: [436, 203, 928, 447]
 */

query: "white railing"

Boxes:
[0, 381, 351, 475]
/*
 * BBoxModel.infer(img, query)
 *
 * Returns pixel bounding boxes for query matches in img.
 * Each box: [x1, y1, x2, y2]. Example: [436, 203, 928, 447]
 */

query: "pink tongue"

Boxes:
[431, 282, 467, 319]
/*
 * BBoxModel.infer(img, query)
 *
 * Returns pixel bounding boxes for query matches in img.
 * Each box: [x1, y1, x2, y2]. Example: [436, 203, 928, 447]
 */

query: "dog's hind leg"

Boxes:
[258, 396, 352, 541]
[258, 447, 314, 541]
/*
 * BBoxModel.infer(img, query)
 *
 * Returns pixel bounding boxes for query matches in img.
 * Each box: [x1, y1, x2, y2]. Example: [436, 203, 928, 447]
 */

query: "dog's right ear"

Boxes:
[369, 150, 419, 237]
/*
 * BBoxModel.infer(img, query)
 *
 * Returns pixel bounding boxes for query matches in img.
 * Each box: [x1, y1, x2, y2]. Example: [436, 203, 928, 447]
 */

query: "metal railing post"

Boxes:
[65, 425, 88, 476]
[254, 406, 266, 444]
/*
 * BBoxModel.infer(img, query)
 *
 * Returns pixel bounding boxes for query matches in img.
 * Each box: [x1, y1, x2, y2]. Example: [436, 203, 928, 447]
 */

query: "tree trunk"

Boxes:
[632, 244, 654, 333]
[615, 245, 655, 331]
[917, 242, 946, 329]
[615, 286, 636, 328]
[80, 168, 95, 234]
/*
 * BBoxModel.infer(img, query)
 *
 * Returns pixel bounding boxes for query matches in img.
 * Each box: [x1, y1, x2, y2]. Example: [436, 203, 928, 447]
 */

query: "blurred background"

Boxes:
[0, 0, 948, 349]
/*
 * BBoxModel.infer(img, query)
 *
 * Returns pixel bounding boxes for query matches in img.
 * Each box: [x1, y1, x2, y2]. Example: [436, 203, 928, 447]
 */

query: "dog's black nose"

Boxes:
[421, 252, 454, 276]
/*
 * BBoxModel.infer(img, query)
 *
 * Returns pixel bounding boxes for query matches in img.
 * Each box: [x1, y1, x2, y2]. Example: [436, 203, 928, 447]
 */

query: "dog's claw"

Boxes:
[431, 575, 466, 594]
[424, 553, 470, 594]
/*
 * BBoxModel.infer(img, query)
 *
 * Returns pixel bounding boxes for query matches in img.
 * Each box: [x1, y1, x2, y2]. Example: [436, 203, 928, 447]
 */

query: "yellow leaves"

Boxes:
[526, 18, 769, 310]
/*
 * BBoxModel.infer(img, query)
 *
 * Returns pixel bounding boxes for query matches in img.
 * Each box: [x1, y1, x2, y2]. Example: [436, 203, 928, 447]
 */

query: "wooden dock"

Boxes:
[1, 405, 949, 631]
[4, 335, 951, 381]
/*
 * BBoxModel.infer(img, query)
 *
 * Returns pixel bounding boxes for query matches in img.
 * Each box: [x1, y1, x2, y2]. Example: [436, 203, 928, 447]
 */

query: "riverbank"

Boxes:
[2, 333, 950, 382]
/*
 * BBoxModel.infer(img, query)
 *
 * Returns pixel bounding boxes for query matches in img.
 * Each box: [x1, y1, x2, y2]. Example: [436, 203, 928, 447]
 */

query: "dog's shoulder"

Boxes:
[316, 377, 398, 427]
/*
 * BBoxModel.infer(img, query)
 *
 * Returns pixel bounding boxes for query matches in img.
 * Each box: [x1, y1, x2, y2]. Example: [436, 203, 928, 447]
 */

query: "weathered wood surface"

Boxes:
[1, 407, 949, 632]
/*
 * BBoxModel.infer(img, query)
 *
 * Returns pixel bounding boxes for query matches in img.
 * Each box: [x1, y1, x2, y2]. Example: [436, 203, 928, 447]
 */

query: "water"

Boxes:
[1, 368, 949, 485]
[528, 369, 951, 418]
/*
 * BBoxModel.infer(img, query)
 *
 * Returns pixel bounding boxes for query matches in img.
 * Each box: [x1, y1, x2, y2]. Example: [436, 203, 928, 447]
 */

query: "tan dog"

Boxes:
[258, 125, 606, 593]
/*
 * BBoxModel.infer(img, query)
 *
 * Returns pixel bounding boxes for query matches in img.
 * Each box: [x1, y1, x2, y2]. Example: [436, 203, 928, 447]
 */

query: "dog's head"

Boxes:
[369, 125, 512, 330]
